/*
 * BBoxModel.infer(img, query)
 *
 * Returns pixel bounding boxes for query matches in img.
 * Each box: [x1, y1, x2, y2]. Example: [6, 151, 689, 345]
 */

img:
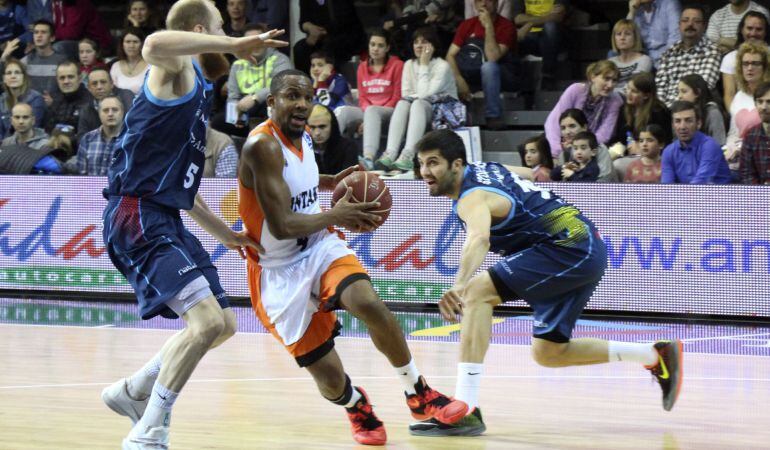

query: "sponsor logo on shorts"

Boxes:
[533, 320, 549, 328]
[178, 264, 197, 276]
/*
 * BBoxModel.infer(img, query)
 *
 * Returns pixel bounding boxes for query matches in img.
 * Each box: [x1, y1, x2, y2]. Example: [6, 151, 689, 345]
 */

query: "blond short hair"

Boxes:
[166, 0, 214, 31]
[611, 19, 642, 53]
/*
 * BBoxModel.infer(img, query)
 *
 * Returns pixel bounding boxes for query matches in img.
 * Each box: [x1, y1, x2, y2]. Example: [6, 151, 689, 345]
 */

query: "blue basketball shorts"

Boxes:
[487, 217, 607, 343]
[103, 196, 228, 319]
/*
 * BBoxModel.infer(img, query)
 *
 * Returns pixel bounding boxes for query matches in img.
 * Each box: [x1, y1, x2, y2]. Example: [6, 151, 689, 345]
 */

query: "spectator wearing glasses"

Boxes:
[720, 11, 770, 108]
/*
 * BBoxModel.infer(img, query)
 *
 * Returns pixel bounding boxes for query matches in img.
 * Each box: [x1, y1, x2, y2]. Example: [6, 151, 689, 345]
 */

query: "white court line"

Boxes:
[2, 374, 770, 391]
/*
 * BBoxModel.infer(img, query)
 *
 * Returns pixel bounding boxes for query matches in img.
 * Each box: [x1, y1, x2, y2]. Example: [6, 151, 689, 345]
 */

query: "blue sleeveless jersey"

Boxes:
[105, 60, 213, 211]
[453, 162, 590, 256]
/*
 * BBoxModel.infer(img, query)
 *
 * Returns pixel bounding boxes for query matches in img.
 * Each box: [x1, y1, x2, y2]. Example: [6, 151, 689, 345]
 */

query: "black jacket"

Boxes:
[312, 104, 359, 175]
[76, 87, 135, 142]
[43, 85, 93, 135]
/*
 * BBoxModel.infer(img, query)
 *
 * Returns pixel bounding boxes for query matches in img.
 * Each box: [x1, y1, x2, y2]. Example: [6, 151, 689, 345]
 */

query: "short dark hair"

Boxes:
[270, 69, 311, 95]
[412, 26, 442, 57]
[309, 50, 334, 66]
[32, 19, 54, 34]
[415, 129, 467, 166]
[56, 60, 79, 74]
[517, 134, 553, 169]
[87, 67, 110, 81]
[117, 27, 147, 61]
[99, 95, 124, 111]
[558, 108, 588, 128]
[755, 81, 770, 101]
[736, 11, 770, 47]
[572, 131, 598, 150]
[670, 100, 701, 121]
[638, 124, 669, 146]
[681, 3, 707, 20]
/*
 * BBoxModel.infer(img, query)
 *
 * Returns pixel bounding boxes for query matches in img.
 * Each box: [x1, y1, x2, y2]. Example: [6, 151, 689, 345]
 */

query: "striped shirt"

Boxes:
[706, 2, 769, 43]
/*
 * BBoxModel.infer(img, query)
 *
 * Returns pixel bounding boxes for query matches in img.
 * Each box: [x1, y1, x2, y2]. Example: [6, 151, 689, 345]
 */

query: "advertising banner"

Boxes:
[1, 176, 768, 317]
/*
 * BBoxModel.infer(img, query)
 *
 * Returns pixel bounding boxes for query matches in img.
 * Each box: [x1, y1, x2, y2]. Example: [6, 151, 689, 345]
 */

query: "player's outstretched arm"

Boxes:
[187, 194, 264, 259]
[240, 134, 381, 239]
[439, 190, 492, 322]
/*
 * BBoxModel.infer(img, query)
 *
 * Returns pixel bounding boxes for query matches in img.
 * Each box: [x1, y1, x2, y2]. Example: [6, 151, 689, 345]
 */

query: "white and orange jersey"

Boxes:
[239, 119, 332, 268]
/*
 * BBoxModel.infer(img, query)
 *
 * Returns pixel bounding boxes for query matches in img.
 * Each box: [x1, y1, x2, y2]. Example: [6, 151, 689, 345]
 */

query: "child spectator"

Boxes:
[0, 58, 45, 139]
[627, 0, 681, 68]
[77, 38, 106, 83]
[624, 123, 665, 183]
[310, 51, 353, 113]
[379, 27, 457, 173]
[608, 19, 653, 93]
[518, 133, 553, 181]
[677, 73, 728, 144]
[344, 29, 403, 169]
[110, 27, 149, 95]
[551, 130, 600, 182]
[544, 60, 623, 158]
[720, 11, 769, 109]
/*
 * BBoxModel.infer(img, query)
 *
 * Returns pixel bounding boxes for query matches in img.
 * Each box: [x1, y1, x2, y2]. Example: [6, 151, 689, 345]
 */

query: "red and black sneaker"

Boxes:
[405, 376, 468, 424]
[646, 340, 684, 411]
[345, 387, 387, 445]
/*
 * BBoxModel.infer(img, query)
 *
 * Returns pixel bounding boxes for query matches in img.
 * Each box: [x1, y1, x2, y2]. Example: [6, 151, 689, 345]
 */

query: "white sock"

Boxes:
[608, 341, 658, 366]
[127, 352, 163, 399]
[455, 363, 483, 412]
[395, 359, 421, 395]
[136, 381, 178, 431]
[344, 387, 363, 408]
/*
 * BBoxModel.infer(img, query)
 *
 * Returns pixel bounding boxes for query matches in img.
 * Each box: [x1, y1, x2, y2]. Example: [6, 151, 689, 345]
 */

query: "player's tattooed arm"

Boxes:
[187, 194, 263, 258]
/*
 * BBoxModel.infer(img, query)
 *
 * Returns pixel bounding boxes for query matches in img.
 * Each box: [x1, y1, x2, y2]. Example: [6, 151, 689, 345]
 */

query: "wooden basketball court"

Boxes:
[1, 320, 769, 449]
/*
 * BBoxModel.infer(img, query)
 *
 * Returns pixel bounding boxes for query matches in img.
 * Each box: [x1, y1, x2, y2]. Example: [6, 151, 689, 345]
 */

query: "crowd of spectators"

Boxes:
[1, 0, 770, 186]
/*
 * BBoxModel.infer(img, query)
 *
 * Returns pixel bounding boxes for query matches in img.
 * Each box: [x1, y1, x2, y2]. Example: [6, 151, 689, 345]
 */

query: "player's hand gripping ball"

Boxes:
[331, 171, 392, 231]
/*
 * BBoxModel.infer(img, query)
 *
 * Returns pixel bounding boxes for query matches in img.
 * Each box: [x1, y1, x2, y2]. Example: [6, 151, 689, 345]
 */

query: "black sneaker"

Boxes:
[409, 407, 486, 436]
[647, 340, 684, 411]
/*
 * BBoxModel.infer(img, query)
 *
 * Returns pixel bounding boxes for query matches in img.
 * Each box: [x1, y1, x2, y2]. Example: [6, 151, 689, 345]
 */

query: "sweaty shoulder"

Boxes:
[240, 130, 284, 186]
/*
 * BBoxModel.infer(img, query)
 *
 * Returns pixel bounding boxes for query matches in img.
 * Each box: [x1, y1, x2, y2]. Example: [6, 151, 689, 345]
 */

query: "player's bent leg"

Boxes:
[306, 349, 387, 446]
[530, 337, 610, 368]
[209, 307, 237, 350]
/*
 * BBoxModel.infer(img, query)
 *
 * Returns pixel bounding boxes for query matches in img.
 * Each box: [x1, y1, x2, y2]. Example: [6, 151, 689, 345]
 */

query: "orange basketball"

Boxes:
[331, 171, 392, 230]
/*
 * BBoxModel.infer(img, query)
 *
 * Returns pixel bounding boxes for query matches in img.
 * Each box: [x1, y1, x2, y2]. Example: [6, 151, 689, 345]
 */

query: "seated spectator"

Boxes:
[662, 100, 732, 183]
[383, 0, 460, 60]
[67, 95, 122, 176]
[1, 102, 48, 148]
[466, 0, 512, 20]
[211, 23, 292, 137]
[610, 72, 671, 180]
[110, 27, 149, 96]
[43, 61, 92, 137]
[677, 73, 728, 144]
[609, 19, 653, 94]
[310, 51, 353, 112]
[447, 0, 516, 129]
[625, 123, 666, 183]
[293, 0, 365, 75]
[707, 0, 769, 55]
[124, 0, 159, 37]
[740, 80, 770, 184]
[627, 0, 681, 68]
[721, 12, 769, 113]
[724, 42, 770, 175]
[0, 59, 45, 139]
[51, 0, 112, 61]
[655, 4, 720, 106]
[344, 29, 403, 168]
[544, 60, 623, 159]
[518, 133, 553, 181]
[550, 130, 600, 182]
[77, 68, 134, 141]
[19, 20, 68, 93]
[77, 38, 107, 82]
[556, 108, 615, 181]
[223, 0, 248, 38]
[379, 27, 457, 172]
[203, 126, 238, 178]
[513, 0, 567, 89]
[308, 104, 359, 175]
[0, 0, 31, 50]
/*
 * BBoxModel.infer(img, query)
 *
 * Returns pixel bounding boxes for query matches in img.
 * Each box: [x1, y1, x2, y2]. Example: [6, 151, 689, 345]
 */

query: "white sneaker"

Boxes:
[102, 378, 148, 424]
[122, 426, 169, 450]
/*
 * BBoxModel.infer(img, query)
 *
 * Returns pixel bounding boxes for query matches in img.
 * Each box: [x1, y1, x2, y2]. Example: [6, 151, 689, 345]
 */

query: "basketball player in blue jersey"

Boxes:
[99, 1, 286, 448]
[409, 130, 684, 436]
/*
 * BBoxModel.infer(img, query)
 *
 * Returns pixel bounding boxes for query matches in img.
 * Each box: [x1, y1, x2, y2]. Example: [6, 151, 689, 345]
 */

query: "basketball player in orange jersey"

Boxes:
[238, 69, 468, 445]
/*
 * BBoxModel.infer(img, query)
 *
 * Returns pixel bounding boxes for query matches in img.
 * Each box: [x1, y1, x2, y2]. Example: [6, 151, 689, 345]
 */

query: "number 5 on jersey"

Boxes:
[184, 162, 200, 189]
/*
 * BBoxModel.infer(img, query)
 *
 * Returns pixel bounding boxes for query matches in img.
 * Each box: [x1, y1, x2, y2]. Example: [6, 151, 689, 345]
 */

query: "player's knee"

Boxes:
[188, 313, 226, 346]
[463, 274, 501, 310]
[220, 309, 237, 340]
[531, 340, 567, 367]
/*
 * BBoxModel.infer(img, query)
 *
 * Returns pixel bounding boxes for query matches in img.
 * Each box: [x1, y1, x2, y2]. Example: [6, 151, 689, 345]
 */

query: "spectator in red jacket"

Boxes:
[52, 0, 112, 61]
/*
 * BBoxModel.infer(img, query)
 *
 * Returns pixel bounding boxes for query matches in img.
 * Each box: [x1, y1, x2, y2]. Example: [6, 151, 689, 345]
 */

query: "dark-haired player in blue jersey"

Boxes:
[99, 1, 286, 448]
[409, 129, 684, 436]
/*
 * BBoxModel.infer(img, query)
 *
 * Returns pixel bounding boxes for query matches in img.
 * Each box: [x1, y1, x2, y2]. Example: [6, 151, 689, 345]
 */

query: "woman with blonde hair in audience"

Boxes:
[720, 11, 769, 109]
[0, 59, 45, 140]
[608, 19, 653, 94]
[724, 41, 770, 177]
[544, 60, 623, 159]
[110, 27, 149, 95]
[378, 27, 457, 173]
[677, 74, 727, 145]
[609, 71, 671, 180]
